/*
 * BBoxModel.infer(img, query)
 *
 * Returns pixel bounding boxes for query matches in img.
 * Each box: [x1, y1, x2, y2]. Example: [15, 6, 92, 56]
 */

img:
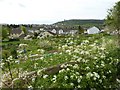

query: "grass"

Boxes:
[1, 33, 120, 88]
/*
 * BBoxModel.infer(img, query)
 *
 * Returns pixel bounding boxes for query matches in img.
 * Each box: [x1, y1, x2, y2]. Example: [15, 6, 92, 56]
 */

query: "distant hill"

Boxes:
[53, 19, 104, 29]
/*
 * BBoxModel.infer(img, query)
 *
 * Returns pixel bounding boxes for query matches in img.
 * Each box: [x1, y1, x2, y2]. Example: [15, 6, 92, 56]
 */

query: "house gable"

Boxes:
[87, 26, 100, 34]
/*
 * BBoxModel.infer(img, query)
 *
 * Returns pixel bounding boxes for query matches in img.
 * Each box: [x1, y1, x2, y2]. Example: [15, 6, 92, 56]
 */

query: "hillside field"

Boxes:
[1, 33, 120, 89]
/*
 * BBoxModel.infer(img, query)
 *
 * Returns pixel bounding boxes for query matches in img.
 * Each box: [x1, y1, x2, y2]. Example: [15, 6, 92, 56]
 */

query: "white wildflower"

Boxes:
[96, 65, 99, 68]
[100, 47, 105, 50]
[70, 83, 74, 86]
[77, 78, 81, 83]
[107, 70, 111, 74]
[52, 75, 57, 81]
[19, 44, 28, 48]
[59, 69, 65, 73]
[43, 75, 48, 79]
[93, 72, 100, 79]
[79, 76, 82, 79]
[59, 52, 62, 54]
[64, 76, 68, 80]
[80, 51, 84, 54]
[32, 78, 35, 82]
[15, 60, 20, 64]
[101, 63, 105, 67]
[66, 68, 70, 71]
[85, 51, 89, 55]
[40, 56, 44, 60]
[86, 72, 93, 79]
[94, 57, 98, 59]
[116, 79, 120, 83]
[73, 64, 79, 69]
[53, 75, 57, 79]
[0, 63, 5, 68]
[77, 85, 81, 88]
[74, 49, 79, 53]
[60, 64, 65, 68]
[77, 57, 82, 62]
[99, 79, 102, 83]
[93, 77, 97, 80]
[102, 75, 106, 79]
[70, 75, 74, 79]
[34, 63, 38, 69]
[85, 66, 90, 70]
[37, 49, 41, 52]
[8, 56, 13, 60]
[101, 55, 105, 58]
[28, 85, 33, 89]
[37, 70, 42, 75]
[76, 72, 79, 75]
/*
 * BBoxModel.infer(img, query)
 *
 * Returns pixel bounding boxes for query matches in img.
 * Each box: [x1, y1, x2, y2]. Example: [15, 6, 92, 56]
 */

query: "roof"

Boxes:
[87, 26, 100, 31]
[87, 26, 100, 34]
[19, 34, 26, 38]
[47, 31, 56, 35]
[11, 28, 22, 34]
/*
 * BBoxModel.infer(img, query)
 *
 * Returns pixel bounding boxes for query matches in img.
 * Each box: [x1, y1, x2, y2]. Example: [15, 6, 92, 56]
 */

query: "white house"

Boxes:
[87, 26, 100, 34]
[40, 28, 45, 31]
[51, 29, 57, 34]
[70, 30, 78, 35]
[28, 30, 34, 33]
[37, 31, 54, 39]
[59, 29, 64, 34]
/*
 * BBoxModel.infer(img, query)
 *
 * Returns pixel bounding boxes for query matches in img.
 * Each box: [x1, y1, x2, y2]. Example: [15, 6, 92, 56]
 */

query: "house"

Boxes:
[9, 28, 26, 39]
[10, 28, 22, 36]
[100, 29, 105, 33]
[87, 26, 100, 34]
[24, 35, 33, 40]
[51, 29, 57, 34]
[59, 29, 64, 34]
[70, 30, 78, 35]
[37, 31, 55, 39]
[28, 30, 34, 33]
[40, 28, 45, 32]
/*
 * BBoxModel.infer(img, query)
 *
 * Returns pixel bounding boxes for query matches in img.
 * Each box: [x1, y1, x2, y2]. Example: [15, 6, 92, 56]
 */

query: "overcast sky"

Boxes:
[0, 0, 119, 24]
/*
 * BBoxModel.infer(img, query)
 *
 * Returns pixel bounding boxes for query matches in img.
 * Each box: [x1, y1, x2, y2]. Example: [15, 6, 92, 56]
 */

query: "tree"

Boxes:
[10, 47, 18, 59]
[20, 25, 27, 35]
[105, 1, 120, 47]
[2, 27, 9, 40]
[33, 32, 39, 39]
[78, 25, 84, 34]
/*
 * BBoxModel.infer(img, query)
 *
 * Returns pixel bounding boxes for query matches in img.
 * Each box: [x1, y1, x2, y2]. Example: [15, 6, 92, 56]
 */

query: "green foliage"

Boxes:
[33, 32, 39, 39]
[78, 25, 84, 34]
[1, 34, 120, 88]
[106, 1, 120, 30]
[10, 47, 18, 59]
[105, 1, 120, 47]
[2, 50, 10, 59]
[2, 27, 9, 40]
[20, 25, 27, 35]
[37, 40, 56, 51]
[54, 19, 104, 29]
[1, 26, 12, 40]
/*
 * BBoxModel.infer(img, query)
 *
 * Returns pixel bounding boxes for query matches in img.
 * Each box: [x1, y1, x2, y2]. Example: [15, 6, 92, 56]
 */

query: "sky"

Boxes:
[0, 0, 119, 24]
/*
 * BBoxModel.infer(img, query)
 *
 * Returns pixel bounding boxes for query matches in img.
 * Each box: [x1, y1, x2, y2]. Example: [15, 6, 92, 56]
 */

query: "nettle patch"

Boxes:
[1, 34, 120, 89]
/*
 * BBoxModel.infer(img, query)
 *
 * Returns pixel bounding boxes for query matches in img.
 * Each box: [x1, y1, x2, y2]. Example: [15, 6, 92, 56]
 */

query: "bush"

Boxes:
[10, 47, 18, 59]
[2, 50, 10, 59]
[37, 40, 55, 51]
[9, 38, 20, 41]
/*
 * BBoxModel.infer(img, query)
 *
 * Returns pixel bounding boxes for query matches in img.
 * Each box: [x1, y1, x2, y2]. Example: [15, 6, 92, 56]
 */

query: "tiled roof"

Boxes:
[11, 28, 22, 34]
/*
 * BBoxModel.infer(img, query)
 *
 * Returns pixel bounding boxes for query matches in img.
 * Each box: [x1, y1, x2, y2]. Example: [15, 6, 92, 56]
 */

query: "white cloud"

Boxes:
[0, 0, 119, 24]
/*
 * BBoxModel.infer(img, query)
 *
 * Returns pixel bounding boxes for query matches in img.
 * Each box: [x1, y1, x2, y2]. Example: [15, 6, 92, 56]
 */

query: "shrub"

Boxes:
[37, 40, 55, 51]
[2, 50, 10, 59]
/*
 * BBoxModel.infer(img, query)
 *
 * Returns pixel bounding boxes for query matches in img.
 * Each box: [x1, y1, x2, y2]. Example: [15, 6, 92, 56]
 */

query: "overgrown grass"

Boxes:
[1, 33, 120, 88]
